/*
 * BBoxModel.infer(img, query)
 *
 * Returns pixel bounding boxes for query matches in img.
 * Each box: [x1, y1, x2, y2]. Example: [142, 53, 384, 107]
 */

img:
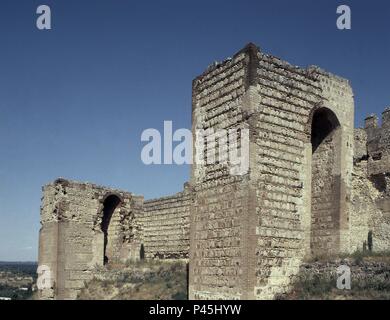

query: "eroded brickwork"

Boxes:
[311, 121, 341, 256]
[38, 179, 144, 299]
[140, 186, 192, 259]
[189, 46, 252, 299]
[189, 179, 250, 300]
[38, 43, 390, 300]
[188, 44, 355, 299]
[350, 111, 390, 253]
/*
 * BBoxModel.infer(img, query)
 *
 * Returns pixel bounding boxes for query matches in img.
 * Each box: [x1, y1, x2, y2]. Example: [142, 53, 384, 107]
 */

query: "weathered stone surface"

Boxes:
[140, 185, 192, 260]
[38, 43, 390, 300]
[351, 110, 390, 254]
[190, 43, 355, 300]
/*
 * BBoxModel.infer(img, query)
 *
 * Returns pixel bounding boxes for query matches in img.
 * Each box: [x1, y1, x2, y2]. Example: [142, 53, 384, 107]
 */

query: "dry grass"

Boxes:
[281, 275, 390, 300]
[279, 251, 390, 300]
[78, 260, 188, 300]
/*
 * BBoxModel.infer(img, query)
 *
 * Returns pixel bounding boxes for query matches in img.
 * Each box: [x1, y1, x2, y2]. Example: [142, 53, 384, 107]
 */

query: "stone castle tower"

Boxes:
[38, 43, 390, 300]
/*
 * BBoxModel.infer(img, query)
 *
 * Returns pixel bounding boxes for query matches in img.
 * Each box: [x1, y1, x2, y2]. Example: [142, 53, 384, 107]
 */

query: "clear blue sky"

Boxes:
[0, 0, 389, 261]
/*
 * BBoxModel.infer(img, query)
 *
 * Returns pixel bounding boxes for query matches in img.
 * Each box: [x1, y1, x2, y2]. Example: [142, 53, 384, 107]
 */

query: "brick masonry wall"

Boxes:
[189, 43, 356, 300]
[39, 179, 143, 299]
[140, 187, 192, 259]
[351, 114, 390, 253]
[191, 48, 248, 185]
[248, 48, 354, 299]
[366, 109, 390, 176]
[250, 53, 322, 299]
[189, 44, 253, 299]
[366, 111, 390, 250]
[351, 129, 375, 252]
[39, 179, 191, 299]
[189, 179, 250, 300]
[38, 43, 390, 301]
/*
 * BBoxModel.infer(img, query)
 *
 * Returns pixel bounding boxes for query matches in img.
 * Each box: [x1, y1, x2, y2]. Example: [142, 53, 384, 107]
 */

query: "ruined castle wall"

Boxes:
[39, 178, 192, 299]
[247, 51, 354, 299]
[311, 128, 341, 254]
[140, 189, 192, 259]
[366, 109, 390, 176]
[351, 119, 390, 253]
[189, 44, 355, 300]
[248, 53, 321, 299]
[189, 47, 251, 299]
[351, 159, 382, 252]
[354, 128, 368, 161]
[372, 197, 390, 251]
[363, 111, 390, 251]
[39, 179, 142, 299]
[189, 179, 251, 300]
[38, 43, 390, 301]
[191, 49, 248, 184]
[351, 129, 373, 252]
[308, 68, 355, 255]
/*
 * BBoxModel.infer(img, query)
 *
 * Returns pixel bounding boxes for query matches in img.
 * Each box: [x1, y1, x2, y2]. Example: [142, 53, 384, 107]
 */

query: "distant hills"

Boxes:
[0, 261, 38, 265]
[0, 261, 37, 265]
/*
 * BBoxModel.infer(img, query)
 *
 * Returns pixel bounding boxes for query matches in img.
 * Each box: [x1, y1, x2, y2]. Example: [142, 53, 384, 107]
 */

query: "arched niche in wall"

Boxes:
[308, 107, 342, 257]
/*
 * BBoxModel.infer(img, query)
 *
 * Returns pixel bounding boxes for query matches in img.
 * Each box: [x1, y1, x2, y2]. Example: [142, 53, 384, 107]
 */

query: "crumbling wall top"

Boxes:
[43, 177, 142, 200]
[193, 42, 351, 91]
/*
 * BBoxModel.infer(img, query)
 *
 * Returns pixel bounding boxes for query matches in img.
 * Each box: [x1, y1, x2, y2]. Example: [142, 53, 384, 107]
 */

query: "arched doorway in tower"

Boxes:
[101, 194, 122, 265]
[310, 107, 342, 257]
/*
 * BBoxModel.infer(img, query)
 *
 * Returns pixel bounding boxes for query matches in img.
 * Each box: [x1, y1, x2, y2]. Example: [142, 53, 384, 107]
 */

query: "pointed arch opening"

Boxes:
[101, 194, 122, 265]
[309, 107, 342, 257]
